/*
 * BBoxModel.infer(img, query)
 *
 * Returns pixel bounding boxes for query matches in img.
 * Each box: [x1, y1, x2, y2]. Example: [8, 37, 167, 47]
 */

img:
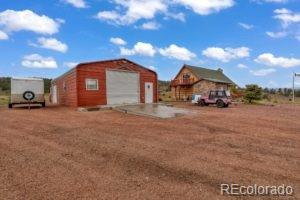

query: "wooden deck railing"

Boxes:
[171, 78, 195, 86]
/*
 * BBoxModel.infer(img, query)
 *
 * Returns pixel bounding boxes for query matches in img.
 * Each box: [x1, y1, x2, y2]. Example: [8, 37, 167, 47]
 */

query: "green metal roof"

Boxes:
[185, 64, 235, 85]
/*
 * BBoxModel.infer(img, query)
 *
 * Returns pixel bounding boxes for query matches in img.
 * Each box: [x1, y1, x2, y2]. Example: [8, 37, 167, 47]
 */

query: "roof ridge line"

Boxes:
[185, 64, 221, 72]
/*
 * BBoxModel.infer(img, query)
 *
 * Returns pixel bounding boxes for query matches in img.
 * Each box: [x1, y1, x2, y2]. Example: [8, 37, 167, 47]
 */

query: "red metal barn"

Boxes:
[51, 59, 158, 107]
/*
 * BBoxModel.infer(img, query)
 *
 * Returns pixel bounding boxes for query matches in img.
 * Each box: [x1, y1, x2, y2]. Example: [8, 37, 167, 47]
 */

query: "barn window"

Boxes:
[86, 79, 99, 90]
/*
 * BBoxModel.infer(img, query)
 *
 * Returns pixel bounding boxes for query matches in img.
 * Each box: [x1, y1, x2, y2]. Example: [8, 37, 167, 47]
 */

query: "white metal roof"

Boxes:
[12, 77, 43, 81]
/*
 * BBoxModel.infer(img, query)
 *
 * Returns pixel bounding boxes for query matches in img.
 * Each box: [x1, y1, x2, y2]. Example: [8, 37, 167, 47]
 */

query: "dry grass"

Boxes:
[0, 94, 9, 106]
[159, 91, 172, 102]
[258, 94, 300, 105]
[0, 94, 50, 106]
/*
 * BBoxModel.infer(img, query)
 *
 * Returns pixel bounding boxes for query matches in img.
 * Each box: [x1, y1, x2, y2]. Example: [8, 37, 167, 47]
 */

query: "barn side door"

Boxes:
[145, 82, 153, 104]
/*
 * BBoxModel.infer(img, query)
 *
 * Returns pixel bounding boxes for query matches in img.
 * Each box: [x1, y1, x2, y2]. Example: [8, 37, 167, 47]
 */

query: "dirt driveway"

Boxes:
[0, 103, 299, 199]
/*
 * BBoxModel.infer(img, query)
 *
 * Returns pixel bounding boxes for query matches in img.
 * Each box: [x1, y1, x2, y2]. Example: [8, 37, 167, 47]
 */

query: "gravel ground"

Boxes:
[0, 103, 299, 200]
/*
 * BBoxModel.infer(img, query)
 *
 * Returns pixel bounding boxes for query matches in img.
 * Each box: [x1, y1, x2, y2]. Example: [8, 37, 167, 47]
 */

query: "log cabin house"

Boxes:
[171, 64, 235, 100]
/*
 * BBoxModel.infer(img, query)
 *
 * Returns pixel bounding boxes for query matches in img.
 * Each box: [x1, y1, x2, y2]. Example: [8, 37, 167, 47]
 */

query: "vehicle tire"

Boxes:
[198, 100, 206, 107]
[8, 103, 12, 109]
[41, 102, 46, 107]
[217, 100, 225, 108]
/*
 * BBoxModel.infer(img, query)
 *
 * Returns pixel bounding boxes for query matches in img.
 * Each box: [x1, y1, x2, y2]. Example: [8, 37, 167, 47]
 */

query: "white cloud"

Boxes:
[0, 10, 61, 35]
[120, 47, 135, 56]
[266, 31, 287, 38]
[96, 0, 234, 25]
[202, 47, 250, 62]
[273, 8, 300, 27]
[64, 62, 78, 68]
[63, 0, 87, 8]
[0, 30, 8, 40]
[238, 23, 254, 30]
[274, 8, 291, 14]
[140, 21, 161, 30]
[159, 44, 196, 61]
[96, 11, 121, 22]
[255, 53, 300, 68]
[21, 54, 57, 69]
[263, 0, 288, 3]
[237, 64, 248, 69]
[254, 0, 288, 3]
[33, 37, 68, 53]
[148, 66, 157, 71]
[110, 37, 127, 46]
[296, 35, 300, 41]
[164, 12, 186, 22]
[176, 0, 235, 15]
[120, 42, 156, 57]
[250, 68, 276, 76]
[268, 8, 300, 42]
[96, 0, 167, 25]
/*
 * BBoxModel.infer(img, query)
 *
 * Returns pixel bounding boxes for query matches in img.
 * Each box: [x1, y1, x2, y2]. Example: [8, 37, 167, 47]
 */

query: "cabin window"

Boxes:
[183, 73, 190, 80]
[63, 81, 67, 92]
[86, 79, 99, 90]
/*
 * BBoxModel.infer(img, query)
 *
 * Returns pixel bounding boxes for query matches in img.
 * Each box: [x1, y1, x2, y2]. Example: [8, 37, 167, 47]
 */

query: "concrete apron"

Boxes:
[113, 104, 191, 119]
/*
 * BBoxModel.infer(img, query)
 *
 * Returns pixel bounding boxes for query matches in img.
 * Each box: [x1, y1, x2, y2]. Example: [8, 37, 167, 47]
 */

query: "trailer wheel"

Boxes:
[8, 103, 12, 109]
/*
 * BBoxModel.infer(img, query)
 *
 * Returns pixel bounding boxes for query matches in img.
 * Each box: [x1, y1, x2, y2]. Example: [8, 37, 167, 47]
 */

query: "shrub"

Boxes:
[243, 84, 263, 104]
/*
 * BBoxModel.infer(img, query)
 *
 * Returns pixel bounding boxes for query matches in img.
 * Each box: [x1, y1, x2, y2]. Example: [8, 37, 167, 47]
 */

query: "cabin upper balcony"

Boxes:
[171, 78, 196, 86]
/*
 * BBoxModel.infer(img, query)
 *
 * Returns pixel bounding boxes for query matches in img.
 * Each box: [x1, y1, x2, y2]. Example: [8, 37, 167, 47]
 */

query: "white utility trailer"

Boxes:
[9, 77, 45, 108]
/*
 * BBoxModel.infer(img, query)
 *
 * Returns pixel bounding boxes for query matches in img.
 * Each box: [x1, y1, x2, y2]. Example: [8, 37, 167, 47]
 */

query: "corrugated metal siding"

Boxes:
[53, 59, 157, 107]
[53, 69, 77, 107]
[76, 59, 158, 107]
[77, 67, 106, 107]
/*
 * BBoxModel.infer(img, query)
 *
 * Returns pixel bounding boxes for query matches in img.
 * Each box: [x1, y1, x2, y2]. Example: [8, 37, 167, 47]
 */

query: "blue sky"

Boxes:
[0, 0, 300, 88]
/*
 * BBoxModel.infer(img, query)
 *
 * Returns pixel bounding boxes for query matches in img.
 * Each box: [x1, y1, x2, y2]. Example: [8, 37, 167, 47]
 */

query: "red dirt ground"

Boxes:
[0, 103, 299, 199]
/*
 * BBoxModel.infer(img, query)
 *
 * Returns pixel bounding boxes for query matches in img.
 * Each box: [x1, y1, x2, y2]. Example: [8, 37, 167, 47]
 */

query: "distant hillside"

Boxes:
[0, 77, 52, 93]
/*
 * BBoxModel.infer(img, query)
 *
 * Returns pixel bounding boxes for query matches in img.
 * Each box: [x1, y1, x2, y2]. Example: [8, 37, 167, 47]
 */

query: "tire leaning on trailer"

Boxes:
[23, 91, 35, 101]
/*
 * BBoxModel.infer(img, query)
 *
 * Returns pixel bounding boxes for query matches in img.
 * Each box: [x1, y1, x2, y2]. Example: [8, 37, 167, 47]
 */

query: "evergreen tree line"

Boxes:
[235, 84, 300, 104]
[262, 87, 300, 97]
[0, 77, 52, 93]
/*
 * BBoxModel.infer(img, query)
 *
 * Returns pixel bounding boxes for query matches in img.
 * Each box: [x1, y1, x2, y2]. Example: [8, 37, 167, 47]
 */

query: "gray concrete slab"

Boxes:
[114, 104, 191, 119]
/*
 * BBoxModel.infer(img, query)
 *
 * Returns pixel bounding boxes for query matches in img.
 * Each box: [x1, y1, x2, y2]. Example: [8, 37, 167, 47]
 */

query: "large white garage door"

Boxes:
[106, 70, 140, 105]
